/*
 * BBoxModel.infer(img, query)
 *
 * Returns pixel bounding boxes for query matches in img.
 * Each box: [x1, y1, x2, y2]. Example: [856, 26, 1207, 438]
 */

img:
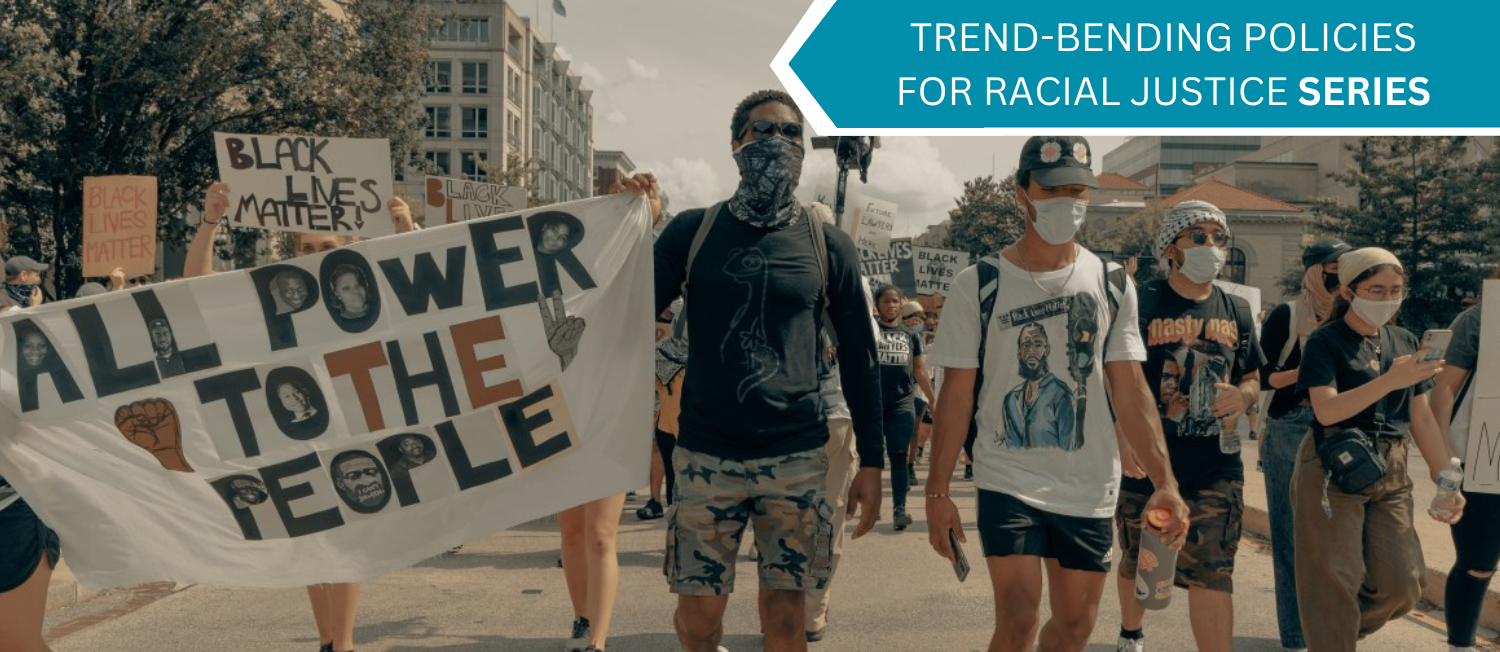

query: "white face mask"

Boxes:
[1177, 246, 1227, 284]
[1024, 192, 1088, 245]
[1351, 296, 1402, 327]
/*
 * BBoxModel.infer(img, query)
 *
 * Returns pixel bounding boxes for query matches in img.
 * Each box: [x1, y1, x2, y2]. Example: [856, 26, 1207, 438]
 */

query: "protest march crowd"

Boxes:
[1, 88, 1496, 652]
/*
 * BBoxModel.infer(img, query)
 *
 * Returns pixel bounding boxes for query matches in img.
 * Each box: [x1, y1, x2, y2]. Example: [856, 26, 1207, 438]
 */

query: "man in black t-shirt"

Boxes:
[1114, 201, 1264, 652]
[648, 89, 886, 652]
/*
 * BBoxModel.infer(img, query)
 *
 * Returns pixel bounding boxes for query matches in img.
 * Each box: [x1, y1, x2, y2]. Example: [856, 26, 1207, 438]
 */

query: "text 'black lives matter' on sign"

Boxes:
[860, 237, 916, 297]
[0, 194, 654, 589]
[912, 246, 969, 297]
[425, 176, 528, 224]
[214, 133, 395, 237]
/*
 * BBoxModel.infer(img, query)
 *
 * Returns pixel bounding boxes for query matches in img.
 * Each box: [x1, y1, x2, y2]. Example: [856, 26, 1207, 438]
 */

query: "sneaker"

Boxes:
[564, 617, 590, 652]
[583, 646, 605, 652]
[1116, 636, 1145, 652]
[893, 509, 913, 531]
[806, 629, 825, 643]
[635, 499, 664, 520]
[320, 644, 333, 652]
[1450, 647, 1475, 652]
[963, 465, 973, 481]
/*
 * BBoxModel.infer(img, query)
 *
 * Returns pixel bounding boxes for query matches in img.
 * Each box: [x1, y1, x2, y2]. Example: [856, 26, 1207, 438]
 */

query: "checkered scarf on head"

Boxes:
[1153, 200, 1230, 262]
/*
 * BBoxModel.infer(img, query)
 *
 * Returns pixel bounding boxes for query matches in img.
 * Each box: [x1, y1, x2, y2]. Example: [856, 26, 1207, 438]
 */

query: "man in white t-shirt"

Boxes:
[924, 136, 1189, 652]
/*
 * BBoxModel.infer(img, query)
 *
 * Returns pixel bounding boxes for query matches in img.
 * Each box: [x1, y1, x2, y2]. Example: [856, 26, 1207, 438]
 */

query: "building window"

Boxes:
[425, 106, 451, 138]
[461, 107, 489, 139]
[431, 18, 490, 43]
[507, 28, 523, 61]
[426, 62, 452, 93]
[508, 69, 523, 105]
[461, 62, 488, 94]
[425, 150, 452, 176]
[461, 151, 488, 181]
[507, 112, 521, 147]
[1226, 247, 1248, 284]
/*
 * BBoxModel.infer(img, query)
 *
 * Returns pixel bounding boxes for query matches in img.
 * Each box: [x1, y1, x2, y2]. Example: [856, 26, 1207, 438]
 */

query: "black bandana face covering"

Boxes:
[728, 136, 805, 229]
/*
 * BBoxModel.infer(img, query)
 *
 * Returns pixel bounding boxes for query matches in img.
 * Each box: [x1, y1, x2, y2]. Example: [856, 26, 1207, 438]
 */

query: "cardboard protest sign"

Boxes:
[213, 133, 395, 238]
[83, 176, 158, 277]
[425, 176, 528, 224]
[811, 186, 896, 254]
[860, 238, 915, 297]
[1463, 280, 1500, 494]
[847, 193, 896, 254]
[0, 194, 654, 588]
[912, 247, 968, 297]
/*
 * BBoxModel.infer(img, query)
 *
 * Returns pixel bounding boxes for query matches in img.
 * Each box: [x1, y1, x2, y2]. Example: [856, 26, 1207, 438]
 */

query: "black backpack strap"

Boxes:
[967, 256, 1002, 457]
[1104, 261, 1129, 322]
[806, 207, 837, 348]
[681, 202, 724, 304]
[1218, 288, 1255, 380]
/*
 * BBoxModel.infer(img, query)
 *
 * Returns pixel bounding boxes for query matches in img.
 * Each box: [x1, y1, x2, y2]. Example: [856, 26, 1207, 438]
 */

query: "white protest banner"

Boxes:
[213, 133, 395, 238]
[425, 176, 528, 224]
[0, 194, 654, 589]
[1464, 280, 1500, 494]
[1213, 280, 1263, 339]
[912, 246, 968, 297]
[82, 176, 158, 277]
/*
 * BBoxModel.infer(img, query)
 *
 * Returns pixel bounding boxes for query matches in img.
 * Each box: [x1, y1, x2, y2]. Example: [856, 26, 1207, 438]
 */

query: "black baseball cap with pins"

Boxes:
[1017, 136, 1099, 189]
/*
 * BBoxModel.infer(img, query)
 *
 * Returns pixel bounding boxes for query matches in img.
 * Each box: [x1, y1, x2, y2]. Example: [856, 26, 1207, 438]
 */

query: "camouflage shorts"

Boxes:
[1116, 477, 1243, 593]
[664, 446, 835, 596]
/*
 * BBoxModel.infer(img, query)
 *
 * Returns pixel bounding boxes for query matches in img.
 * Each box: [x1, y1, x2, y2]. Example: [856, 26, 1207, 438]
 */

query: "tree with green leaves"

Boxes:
[1314, 136, 1493, 332]
[942, 175, 1025, 259]
[1080, 199, 1168, 285]
[483, 151, 553, 209]
[0, 0, 435, 296]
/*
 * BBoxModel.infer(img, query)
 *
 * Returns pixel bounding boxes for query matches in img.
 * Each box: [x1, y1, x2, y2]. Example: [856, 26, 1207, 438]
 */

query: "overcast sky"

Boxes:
[543, 0, 1124, 237]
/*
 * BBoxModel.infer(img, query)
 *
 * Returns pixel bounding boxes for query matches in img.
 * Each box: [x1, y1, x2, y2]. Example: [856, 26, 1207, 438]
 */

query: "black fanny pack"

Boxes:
[1317, 427, 1387, 493]
[1315, 328, 1393, 494]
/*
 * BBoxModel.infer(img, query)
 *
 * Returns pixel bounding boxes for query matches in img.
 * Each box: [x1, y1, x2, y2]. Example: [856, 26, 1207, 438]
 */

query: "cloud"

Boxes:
[798, 136, 963, 237]
[637, 157, 725, 213]
[554, 45, 571, 60]
[604, 110, 628, 125]
[627, 58, 661, 82]
[577, 62, 607, 90]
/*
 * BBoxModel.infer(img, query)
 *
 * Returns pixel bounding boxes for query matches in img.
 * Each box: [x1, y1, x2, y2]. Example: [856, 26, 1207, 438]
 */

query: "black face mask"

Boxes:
[1323, 272, 1340, 292]
[728, 136, 805, 229]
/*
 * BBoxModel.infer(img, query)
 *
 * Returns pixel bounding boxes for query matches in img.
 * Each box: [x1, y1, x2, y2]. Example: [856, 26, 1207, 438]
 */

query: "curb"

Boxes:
[1240, 503, 1500, 633]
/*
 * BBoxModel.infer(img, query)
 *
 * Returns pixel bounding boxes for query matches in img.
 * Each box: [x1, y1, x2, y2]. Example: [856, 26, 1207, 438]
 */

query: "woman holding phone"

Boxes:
[1291, 247, 1463, 652]
[1429, 283, 1500, 652]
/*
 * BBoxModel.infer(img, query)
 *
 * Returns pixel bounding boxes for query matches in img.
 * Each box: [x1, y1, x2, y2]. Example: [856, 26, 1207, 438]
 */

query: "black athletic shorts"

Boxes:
[976, 489, 1113, 573]
[0, 498, 60, 593]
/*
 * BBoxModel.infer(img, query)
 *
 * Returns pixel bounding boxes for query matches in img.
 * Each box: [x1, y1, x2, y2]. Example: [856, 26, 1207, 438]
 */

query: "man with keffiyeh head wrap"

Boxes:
[1254, 236, 1352, 652]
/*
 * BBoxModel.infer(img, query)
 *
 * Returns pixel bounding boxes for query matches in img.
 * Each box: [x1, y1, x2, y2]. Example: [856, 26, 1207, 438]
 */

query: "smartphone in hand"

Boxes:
[950, 529, 970, 582]
[1421, 329, 1453, 362]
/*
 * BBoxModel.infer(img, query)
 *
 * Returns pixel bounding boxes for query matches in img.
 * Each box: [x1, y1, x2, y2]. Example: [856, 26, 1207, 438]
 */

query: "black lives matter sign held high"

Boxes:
[215, 133, 396, 238]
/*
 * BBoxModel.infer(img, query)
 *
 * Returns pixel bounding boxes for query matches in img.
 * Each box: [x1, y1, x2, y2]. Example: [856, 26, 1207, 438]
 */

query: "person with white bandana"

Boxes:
[1291, 246, 1463, 652]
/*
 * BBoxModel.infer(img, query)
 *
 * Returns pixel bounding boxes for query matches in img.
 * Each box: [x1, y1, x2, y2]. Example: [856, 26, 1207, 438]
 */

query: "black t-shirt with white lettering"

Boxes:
[877, 323, 922, 407]
[1125, 280, 1264, 491]
[1298, 319, 1431, 441]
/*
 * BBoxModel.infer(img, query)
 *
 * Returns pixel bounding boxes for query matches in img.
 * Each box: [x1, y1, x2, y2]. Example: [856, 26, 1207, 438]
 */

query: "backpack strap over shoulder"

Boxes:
[681, 202, 725, 303]
[807, 207, 836, 347]
[968, 256, 1002, 457]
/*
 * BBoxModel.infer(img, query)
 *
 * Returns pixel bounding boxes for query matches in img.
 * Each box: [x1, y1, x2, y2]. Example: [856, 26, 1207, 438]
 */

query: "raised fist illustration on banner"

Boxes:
[115, 398, 193, 473]
[539, 290, 585, 371]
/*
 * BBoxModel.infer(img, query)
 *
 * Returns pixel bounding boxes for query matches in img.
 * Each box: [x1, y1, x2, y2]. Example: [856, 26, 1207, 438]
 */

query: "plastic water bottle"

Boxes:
[1429, 458, 1464, 521]
[1219, 419, 1241, 454]
[1134, 508, 1180, 610]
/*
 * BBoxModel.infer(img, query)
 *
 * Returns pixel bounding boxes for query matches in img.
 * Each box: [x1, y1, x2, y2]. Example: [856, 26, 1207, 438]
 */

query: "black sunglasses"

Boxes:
[902, 312, 923, 320]
[1179, 229, 1230, 247]
[739, 120, 803, 141]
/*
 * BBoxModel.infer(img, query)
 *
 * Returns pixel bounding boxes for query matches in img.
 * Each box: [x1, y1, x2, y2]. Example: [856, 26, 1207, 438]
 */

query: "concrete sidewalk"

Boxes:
[1241, 431, 1500, 633]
